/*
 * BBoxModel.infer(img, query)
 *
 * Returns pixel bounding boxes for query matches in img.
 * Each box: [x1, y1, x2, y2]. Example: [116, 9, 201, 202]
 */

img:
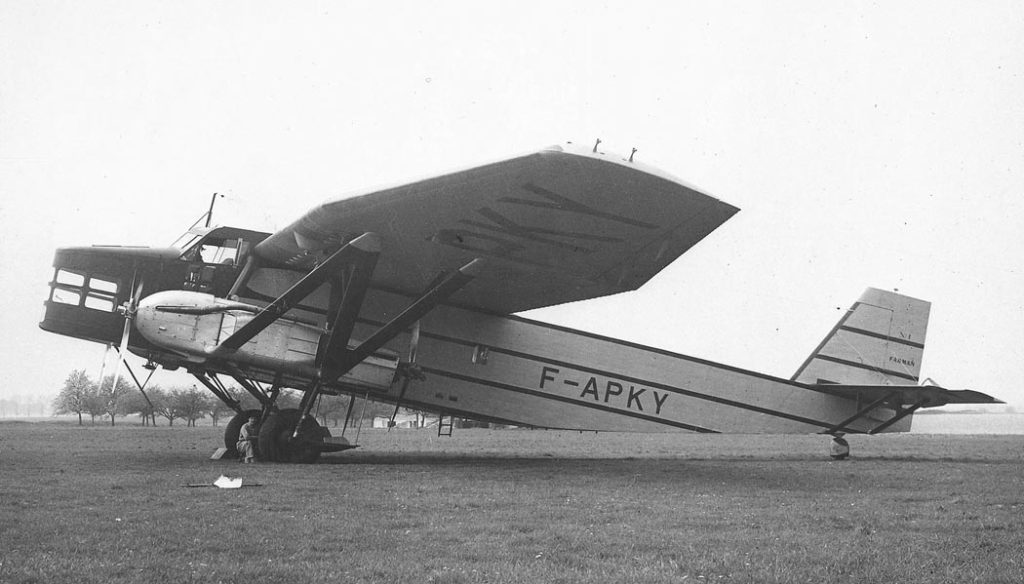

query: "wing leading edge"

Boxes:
[254, 144, 739, 314]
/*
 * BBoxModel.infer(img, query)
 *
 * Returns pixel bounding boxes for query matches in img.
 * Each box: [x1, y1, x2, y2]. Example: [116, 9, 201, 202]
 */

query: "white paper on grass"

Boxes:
[213, 475, 243, 489]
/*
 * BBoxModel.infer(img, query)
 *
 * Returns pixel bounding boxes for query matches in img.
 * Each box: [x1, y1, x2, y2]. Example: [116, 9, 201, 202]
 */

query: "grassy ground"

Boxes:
[1, 422, 1022, 583]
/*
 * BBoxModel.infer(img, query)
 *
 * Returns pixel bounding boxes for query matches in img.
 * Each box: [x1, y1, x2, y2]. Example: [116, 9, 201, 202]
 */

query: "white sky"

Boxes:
[2, 2, 1022, 409]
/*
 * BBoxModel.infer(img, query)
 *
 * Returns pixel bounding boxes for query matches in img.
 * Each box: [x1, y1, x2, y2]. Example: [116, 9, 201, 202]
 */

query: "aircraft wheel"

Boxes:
[223, 409, 261, 459]
[258, 408, 324, 464]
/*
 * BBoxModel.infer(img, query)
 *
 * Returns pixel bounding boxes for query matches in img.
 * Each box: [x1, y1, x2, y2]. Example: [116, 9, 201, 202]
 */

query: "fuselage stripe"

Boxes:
[810, 354, 919, 382]
[418, 365, 719, 433]
[837, 325, 926, 350]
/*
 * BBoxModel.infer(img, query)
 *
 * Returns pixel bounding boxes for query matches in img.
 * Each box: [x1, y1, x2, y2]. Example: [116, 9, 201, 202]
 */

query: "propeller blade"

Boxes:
[389, 321, 422, 431]
[109, 273, 144, 398]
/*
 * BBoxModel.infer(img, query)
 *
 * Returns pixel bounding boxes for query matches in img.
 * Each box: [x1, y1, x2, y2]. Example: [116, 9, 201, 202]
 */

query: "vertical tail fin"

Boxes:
[792, 288, 929, 386]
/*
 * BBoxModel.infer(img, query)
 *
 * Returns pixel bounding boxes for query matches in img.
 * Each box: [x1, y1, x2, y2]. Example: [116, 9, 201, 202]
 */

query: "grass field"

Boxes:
[2, 422, 1022, 583]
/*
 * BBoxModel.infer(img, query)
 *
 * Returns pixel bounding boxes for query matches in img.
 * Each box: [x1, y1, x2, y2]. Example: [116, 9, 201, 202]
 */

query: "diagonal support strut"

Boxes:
[824, 391, 896, 435]
[213, 233, 382, 354]
[869, 401, 926, 434]
[325, 258, 483, 382]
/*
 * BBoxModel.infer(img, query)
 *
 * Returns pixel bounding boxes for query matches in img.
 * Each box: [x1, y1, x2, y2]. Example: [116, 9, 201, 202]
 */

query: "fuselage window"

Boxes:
[88, 277, 118, 295]
[50, 270, 119, 311]
[56, 269, 85, 287]
[84, 294, 115, 312]
[51, 287, 81, 306]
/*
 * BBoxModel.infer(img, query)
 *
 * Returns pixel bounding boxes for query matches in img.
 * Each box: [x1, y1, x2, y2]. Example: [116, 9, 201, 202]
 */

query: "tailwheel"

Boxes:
[258, 408, 326, 463]
[223, 409, 261, 459]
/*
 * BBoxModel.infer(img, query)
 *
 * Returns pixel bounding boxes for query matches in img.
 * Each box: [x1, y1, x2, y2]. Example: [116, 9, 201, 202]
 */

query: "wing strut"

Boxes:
[293, 258, 484, 436]
[213, 233, 382, 354]
[316, 240, 381, 379]
[336, 258, 483, 376]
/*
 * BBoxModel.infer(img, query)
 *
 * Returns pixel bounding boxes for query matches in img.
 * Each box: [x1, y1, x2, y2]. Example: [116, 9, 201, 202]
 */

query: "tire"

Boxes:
[258, 408, 325, 464]
[223, 409, 261, 459]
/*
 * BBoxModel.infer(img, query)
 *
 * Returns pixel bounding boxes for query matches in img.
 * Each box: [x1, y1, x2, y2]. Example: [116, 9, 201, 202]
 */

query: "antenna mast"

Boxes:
[205, 192, 223, 227]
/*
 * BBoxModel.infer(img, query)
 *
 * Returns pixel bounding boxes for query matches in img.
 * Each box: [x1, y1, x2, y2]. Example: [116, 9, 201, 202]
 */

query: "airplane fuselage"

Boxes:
[40, 226, 909, 436]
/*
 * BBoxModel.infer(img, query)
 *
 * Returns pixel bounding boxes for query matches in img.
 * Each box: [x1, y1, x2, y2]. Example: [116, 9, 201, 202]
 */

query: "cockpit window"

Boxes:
[183, 237, 244, 265]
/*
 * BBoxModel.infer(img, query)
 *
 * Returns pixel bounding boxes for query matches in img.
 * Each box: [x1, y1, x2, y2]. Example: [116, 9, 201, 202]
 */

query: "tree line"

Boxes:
[50, 369, 380, 427]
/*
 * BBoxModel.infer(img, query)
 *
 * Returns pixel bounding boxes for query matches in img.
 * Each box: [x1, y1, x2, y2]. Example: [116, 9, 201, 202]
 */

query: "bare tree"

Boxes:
[51, 369, 96, 425]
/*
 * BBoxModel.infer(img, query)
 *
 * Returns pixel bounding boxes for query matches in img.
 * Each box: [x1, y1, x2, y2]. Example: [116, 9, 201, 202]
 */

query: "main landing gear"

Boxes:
[258, 408, 331, 463]
[195, 370, 353, 464]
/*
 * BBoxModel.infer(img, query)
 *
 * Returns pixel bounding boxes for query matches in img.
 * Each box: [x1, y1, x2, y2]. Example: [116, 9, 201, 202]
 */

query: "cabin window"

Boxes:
[49, 270, 119, 312]
[56, 270, 85, 287]
[84, 294, 115, 312]
[89, 277, 118, 295]
[51, 287, 81, 306]
[84, 277, 118, 312]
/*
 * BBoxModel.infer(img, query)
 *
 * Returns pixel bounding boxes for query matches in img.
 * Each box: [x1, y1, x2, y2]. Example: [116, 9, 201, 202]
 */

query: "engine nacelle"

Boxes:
[135, 290, 400, 392]
[135, 290, 321, 371]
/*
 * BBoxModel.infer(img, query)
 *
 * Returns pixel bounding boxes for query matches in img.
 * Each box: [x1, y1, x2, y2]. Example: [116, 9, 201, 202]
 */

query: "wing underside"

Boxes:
[254, 145, 739, 314]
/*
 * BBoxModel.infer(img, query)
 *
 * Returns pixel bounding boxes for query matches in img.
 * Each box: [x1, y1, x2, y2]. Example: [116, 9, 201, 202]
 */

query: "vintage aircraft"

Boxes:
[40, 142, 1001, 462]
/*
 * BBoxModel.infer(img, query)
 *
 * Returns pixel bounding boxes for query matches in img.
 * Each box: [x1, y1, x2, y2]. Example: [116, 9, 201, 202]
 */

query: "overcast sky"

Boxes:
[2, 2, 1022, 412]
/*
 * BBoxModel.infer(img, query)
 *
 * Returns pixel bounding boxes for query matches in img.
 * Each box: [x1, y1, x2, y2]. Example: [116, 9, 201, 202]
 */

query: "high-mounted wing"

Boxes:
[254, 144, 739, 314]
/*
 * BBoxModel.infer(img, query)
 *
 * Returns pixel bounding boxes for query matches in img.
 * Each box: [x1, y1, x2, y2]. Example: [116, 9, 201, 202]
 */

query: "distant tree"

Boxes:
[276, 389, 301, 410]
[235, 392, 263, 413]
[150, 387, 180, 426]
[208, 387, 240, 426]
[121, 386, 159, 426]
[317, 395, 352, 427]
[96, 375, 133, 426]
[84, 390, 106, 424]
[52, 369, 96, 425]
[172, 386, 211, 427]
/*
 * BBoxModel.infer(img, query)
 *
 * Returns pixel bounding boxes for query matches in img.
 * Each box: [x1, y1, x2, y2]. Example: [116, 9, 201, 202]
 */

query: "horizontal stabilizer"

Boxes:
[811, 383, 1004, 408]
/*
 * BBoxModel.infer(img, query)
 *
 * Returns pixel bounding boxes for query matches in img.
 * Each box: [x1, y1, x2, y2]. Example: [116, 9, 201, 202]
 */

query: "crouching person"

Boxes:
[237, 415, 260, 463]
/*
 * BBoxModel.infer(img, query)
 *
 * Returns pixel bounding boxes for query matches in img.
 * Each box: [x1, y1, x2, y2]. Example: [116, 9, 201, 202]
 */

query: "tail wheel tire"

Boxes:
[258, 408, 325, 464]
[223, 409, 261, 459]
